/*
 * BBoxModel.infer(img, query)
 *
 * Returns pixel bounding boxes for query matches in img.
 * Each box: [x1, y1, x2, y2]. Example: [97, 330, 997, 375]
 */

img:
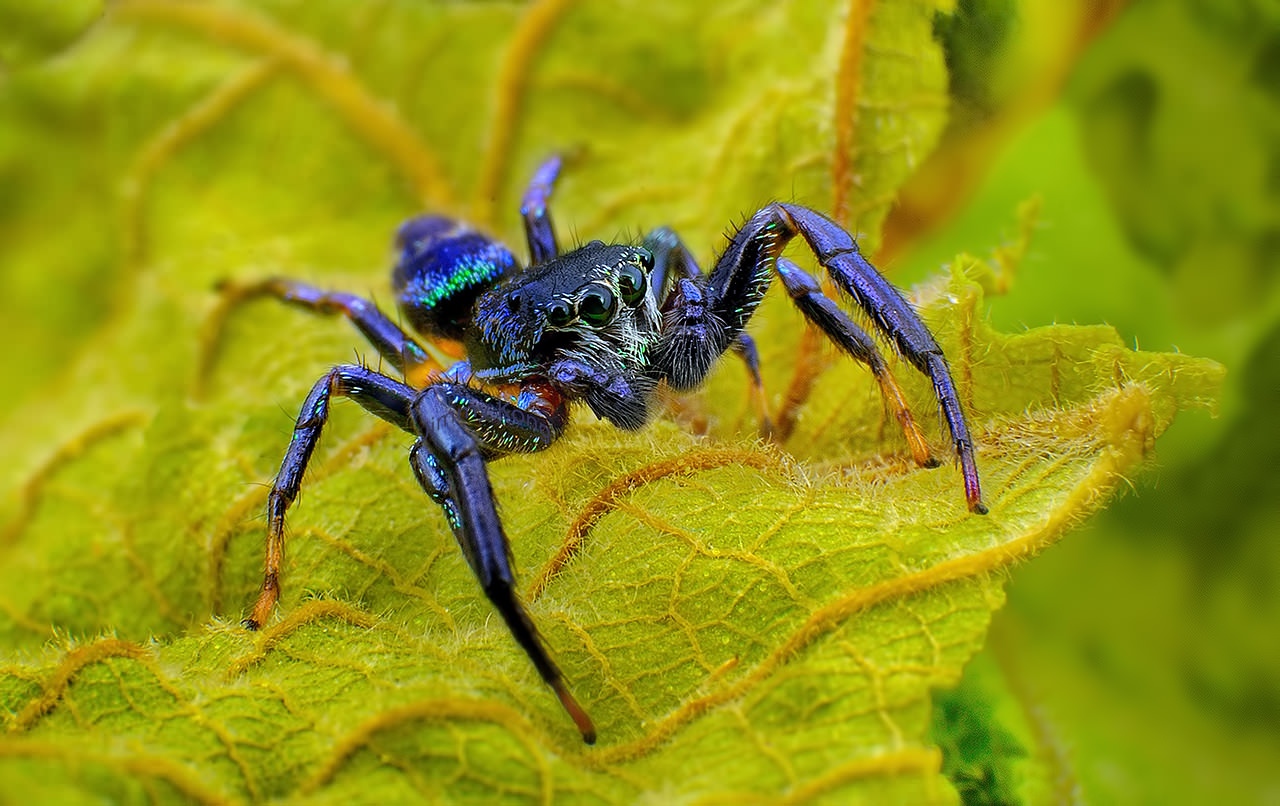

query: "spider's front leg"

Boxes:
[655, 204, 986, 513]
[769, 204, 985, 513]
[408, 381, 597, 744]
[773, 257, 939, 469]
[245, 365, 417, 630]
[643, 226, 774, 437]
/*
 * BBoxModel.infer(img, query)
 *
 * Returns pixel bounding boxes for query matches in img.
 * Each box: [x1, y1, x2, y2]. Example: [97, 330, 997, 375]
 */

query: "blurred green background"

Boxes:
[903, 1, 1280, 802]
[1, 0, 1276, 802]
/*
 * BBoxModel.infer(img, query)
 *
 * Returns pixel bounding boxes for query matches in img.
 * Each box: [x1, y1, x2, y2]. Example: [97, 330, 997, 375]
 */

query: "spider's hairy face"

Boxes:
[469, 242, 660, 381]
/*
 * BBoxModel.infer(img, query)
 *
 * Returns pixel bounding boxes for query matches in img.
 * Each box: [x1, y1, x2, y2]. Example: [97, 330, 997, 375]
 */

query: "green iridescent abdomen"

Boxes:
[393, 215, 517, 342]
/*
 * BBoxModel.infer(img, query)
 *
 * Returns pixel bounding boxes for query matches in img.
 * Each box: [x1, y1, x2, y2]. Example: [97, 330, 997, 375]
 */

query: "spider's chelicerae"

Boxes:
[229, 155, 986, 744]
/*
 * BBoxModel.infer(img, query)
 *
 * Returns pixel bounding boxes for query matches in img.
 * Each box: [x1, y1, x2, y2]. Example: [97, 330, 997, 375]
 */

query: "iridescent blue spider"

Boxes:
[228, 156, 986, 744]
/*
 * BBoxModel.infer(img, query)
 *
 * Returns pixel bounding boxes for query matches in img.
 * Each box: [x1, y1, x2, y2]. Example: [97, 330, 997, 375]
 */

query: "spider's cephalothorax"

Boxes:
[230, 155, 987, 745]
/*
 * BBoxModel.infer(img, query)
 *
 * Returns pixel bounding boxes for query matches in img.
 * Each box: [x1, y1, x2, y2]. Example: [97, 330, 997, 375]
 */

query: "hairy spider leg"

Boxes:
[642, 226, 775, 437]
[520, 154, 563, 266]
[245, 365, 416, 631]
[216, 278, 445, 384]
[408, 382, 595, 744]
[774, 257, 938, 468]
[654, 203, 986, 513]
[771, 204, 984, 513]
[245, 360, 595, 742]
[727, 334, 774, 436]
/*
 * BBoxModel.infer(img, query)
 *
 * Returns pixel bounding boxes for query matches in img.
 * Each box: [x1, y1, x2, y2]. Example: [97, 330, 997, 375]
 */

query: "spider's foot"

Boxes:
[757, 412, 777, 443]
[245, 573, 280, 630]
[962, 455, 987, 514]
[554, 681, 597, 745]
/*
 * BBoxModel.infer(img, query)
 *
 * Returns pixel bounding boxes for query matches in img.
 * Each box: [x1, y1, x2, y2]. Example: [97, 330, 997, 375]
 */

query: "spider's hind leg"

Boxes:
[211, 277, 443, 385]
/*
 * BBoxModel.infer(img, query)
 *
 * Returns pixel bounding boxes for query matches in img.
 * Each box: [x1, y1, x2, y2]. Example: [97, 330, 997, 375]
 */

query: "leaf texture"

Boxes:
[0, 1, 1221, 803]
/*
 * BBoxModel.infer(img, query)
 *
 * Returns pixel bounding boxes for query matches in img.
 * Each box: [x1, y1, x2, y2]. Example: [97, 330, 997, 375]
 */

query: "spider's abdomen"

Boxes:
[393, 215, 517, 342]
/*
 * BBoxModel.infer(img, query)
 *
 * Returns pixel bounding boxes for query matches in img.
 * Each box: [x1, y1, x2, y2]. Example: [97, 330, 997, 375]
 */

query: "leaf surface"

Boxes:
[0, 2, 1221, 803]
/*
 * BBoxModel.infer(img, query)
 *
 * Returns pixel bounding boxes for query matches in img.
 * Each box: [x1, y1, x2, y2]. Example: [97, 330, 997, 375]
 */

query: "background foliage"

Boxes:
[0, 0, 1268, 803]
[903, 1, 1280, 803]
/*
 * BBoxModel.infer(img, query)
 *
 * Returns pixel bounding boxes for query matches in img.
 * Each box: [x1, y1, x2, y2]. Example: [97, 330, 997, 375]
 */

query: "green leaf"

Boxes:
[0, 2, 1221, 803]
[898, 1, 1280, 801]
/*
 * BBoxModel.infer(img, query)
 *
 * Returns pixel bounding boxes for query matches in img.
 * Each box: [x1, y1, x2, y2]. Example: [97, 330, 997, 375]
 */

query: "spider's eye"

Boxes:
[637, 249, 655, 270]
[617, 264, 646, 306]
[545, 298, 575, 328]
[578, 285, 617, 326]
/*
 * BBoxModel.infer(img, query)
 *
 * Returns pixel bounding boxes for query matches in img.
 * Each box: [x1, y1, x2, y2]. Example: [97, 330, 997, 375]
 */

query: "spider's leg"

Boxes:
[703, 203, 984, 513]
[245, 365, 416, 630]
[409, 382, 595, 744]
[640, 226, 689, 303]
[727, 332, 775, 439]
[775, 204, 983, 512]
[643, 226, 774, 435]
[216, 278, 443, 382]
[775, 258, 937, 468]
[521, 154, 562, 266]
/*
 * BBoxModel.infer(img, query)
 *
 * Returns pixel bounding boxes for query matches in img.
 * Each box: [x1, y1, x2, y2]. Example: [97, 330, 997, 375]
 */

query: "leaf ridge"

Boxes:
[10, 637, 149, 732]
[474, 0, 575, 226]
[207, 421, 392, 614]
[302, 698, 553, 802]
[589, 384, 1155, 765]
[0, 738, 232, 806]
[114, 0, 451, 208]
[630, 504, 811, 615]
[122, 60, 280, 274]
[775, 746, 943, 805]
[528, 447, 789, 600]
[225, 599, 379, 677]
[2, 411, 147, 549]
[305, 524, 459, 629]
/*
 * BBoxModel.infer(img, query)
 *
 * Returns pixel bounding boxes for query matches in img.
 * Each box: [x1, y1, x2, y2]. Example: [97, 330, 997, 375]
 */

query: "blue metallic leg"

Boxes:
[652, 203, 986, 513]
[245, 365, 416, 630]
[217, 277, 438, 377]
[770, 204, 983, 512]
[246, 362, 594, 741]
[775, 258, 937, 468]
[409, 383, 595, 743]
[521, 154, 563, 266]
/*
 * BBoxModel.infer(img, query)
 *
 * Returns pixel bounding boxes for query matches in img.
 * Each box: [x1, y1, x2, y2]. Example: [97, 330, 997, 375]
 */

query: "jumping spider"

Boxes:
[226, 155, 986, 744]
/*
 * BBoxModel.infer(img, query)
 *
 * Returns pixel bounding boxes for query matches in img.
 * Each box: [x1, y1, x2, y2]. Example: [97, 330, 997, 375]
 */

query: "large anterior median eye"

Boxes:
[578, 285, 617, 326]
[617, 263, 646, 306]
[545, 298, 575, 328]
